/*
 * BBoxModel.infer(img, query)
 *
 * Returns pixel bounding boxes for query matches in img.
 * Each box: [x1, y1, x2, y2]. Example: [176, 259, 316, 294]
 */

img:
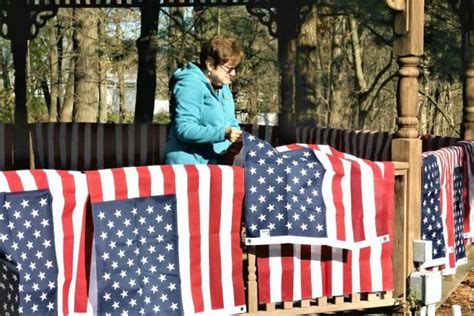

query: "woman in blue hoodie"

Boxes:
[165, 35, 244, 164]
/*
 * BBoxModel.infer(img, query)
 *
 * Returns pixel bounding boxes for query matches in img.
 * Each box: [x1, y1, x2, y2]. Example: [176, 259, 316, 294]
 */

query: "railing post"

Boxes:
[247, 246, 258, 313]
[386, 0, 424, 304]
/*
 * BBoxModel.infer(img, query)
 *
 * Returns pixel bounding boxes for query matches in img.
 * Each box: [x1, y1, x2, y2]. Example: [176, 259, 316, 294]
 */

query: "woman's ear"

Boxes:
[206, 59, 215, 72]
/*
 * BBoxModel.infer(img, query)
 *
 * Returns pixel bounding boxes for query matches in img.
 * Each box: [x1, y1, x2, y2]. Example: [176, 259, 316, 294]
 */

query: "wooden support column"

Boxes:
[135, 0, 160, 123]
[7, 4, 31, 169]
[458, 0, 474, 140]
[276, 0, 299, 145]
[386, 0, 424, 300]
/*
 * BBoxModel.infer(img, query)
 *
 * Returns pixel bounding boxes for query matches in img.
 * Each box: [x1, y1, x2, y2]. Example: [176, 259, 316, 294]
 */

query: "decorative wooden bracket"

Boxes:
[386, 0, 409, 35]
[0, 9, 57, 40]
[246, 6, 277, 37]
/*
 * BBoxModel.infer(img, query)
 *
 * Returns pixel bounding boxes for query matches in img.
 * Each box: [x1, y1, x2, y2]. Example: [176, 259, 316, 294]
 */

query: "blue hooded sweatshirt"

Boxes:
[165, 63, 240, 164]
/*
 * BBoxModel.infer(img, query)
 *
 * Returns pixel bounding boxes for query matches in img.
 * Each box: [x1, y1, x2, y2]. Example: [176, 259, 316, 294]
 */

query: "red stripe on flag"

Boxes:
[4, 171, 23, 191]
[231, 167, 246, 306]
[382, 163, 395, 290]
[136, 166, 151, 197]
[359, 247, 372, 292]
[58, 171, 77, 315]
[161, 165, 176, 195]
[74, 198, 91, 313]
[321, 245, 331, 296]
[184, 165, 205, 313]
[208, 165, 224, 309]
[280, 244, 294, 301]
[257, 246, 271, 303]
[350, 162, 365, 241]
[300, 245, 312, 299]
[343, 249, 352, 294]
[327, 155, 346, 241]
[367, 161, 387, 236]
[111, 168, 127, 200]
[30, 169, 49, 189]
[86, 170, 103, 203]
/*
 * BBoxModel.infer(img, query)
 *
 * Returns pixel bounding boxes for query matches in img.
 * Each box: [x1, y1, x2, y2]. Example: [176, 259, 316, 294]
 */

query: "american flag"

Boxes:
[421, 154, 446, 263]
[456, 141, 474, 241]
[422, 147, 467, 274]
[0, 170, 91, 315]
[0, 255, 19, 314]
[243, 132, 392, 249]
[85, 165, 246, 315]
[253, 141, 395, 303]
[91, 194, 181, 315]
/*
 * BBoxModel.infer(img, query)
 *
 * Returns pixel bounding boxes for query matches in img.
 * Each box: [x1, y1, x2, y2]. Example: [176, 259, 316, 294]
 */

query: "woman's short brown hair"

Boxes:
[199, 35, 244, 69]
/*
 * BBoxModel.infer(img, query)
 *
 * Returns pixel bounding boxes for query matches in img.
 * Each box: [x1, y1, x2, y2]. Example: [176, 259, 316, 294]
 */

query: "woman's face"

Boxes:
[207, 61, 237, 87]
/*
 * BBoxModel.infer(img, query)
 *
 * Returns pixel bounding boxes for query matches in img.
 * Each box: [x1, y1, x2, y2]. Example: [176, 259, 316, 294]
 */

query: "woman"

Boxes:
[165, 35, 243, 164]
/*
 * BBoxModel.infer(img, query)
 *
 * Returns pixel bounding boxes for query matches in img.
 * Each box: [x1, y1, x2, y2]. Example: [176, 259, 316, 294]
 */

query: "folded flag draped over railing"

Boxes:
[85, 165, 246, 315]
[243, 132, 394, 250]
[421, 146, 468, 275]
[457, 141, 474, 240]
[0, 170, 91, 315]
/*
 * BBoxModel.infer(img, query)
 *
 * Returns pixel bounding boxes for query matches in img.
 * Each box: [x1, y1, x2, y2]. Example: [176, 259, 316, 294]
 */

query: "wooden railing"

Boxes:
[240, 161, 409, 315]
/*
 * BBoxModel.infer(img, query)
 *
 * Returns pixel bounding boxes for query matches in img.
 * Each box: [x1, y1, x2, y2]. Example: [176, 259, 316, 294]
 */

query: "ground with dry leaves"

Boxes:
[438, 269, 474, 314]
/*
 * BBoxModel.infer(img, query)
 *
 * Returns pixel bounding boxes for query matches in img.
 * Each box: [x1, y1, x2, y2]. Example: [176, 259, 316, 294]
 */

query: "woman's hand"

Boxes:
[225, 127, 242, 143]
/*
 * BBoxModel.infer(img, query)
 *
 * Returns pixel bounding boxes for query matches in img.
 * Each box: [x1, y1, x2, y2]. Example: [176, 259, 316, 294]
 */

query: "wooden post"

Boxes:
[7, 3, 31, 169]
[276, 0, 298, 145]
[386, 0, 424, 300]
[247, 246, 258, 313]
[459, 0, 474, 140]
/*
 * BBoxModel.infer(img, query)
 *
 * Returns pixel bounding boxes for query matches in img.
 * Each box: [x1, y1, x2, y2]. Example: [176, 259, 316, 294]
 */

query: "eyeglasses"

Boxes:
[219, 64, 237, 74]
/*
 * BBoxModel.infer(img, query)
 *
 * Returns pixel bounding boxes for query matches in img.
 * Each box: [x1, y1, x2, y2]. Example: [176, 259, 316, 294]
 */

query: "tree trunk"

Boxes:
[328, 16, 346, 128]
[295, 3, 319, 126]
[98, 11, 108, 123]
[60, 59, 75, 122]
[135, 0, 160, 123]
[114, 11, 127, 122]
[168, 6, 185, 77]
[73, 9, 99, 122]
[49, 16, 59, 122]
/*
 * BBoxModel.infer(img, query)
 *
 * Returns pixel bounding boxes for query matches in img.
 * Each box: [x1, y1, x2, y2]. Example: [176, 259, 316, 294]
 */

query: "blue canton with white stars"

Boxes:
[243, 133, 328, 239]
[0, 190, 58, 315]
[421, 155, 446, 260]
[92, 195, 181, 316]
[0, 258, 19, 315]
[453, 166, 466, 261]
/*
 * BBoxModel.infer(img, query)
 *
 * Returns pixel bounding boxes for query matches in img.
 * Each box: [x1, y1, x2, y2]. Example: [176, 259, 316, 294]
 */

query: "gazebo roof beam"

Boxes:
[0, 0, 288, 8]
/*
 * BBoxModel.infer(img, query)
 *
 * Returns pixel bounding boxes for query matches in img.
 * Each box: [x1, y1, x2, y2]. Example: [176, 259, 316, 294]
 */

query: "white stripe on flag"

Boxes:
[124, 167, 139, 199]
[313, 151, 337, 241]
[269, 245, 282, 303]
[358, 161, 378, 240]
[195, 165, 212, 313]
[17, 170, 37, 190]
[293, 245, 302, 301]
[173, 165, 193, 316]
[341, 160, 354, 243]
[43, 171, 65, 315]
[99, 169, 115, 201]
[148, 166, 164, 196]
[219, 166, 236, 309]
[0, 172, 9, 191]
[352, 249, 361, 293]
[331, 248, 343, 296]
[310, 246, 323, 298]
[370, 243, 383, 291]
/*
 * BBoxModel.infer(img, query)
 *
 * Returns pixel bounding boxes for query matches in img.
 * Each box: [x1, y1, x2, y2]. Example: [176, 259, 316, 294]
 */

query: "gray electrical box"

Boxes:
[409, 271, 442, 305]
